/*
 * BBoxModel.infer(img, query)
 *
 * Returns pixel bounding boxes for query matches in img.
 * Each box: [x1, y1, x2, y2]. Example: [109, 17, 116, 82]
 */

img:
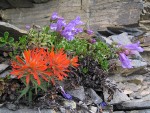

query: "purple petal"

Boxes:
[87, 29, 94, 35]
[89, 39, 96, 44]
[124, 41, 143, 52]
[69, 16, 84, 26]
[100, 102, 107, 108]
[51, 12, 64, 20]
[119, 53, 132, 68]
[61, 92, 72, 100]
[25, 25, 31, 30]
[50, 23, 57, 30]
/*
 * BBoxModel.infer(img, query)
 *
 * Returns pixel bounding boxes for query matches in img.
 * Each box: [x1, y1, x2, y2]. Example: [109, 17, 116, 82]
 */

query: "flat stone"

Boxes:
[0, 64, 9, 73]
[0, 22, 27, 40]
[115, 100, 150, 110]
[0, 70, 11, 78]
[0, 107, 56, 113]
[63, 100, 76, 109]
[123, 83, 141, 92]
[126, 109, 150, 113]
[68, 86, 85, 101]
[89, 106, 97, 113]
[104, 89, 130, 105]
[87, 88, 103, 104]
[114, 111, 125, 113]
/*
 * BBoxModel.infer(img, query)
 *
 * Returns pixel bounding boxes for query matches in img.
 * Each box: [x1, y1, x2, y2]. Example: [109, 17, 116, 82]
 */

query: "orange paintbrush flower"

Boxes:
[11, 48, 52, 85]
[70, 56, 79, 67]
[47, 48, 70, 81]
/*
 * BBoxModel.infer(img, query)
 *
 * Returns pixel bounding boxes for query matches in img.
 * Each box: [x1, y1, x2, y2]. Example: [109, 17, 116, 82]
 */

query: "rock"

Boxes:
[115, 100, 150, 110]
[104, 89, 130, 105]
[108, 74, 144, 85]
[68, 86, 85, 101]
[126, 75, 144, 85]
[124, 83, 141, 92]
[0, 107, 56, 113]
[6, 103, 18, 111]
[63, 100, 76, 109]
[110, 59, 147, 76]
[89, 106, 97, 113]
[126, 109, 150, 113]
[95, 32, 113, 45]
[114, 111, 125, 113]
[0, 0, 33, 9]
[140, 88, 150, 97]
[0, 64, 9, 73]
[32, 0, 50, 3]
[0, 70, 11, 78]
[87, 88, 103, 104]
[0, 22, 27, 40]
[1, 1, 143, 30]
[59, 107, 66, 113]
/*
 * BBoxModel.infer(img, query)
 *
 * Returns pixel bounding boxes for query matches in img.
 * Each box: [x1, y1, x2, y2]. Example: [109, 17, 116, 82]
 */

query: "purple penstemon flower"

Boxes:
[50, 13, 84, 41]
[119, 53, 132, 68]
[117, 41, 143, 68]
[51, 12, 64, 20]
[25, 25, 31, 30]
[59, 86, 72, 100]
[124, 41, 144, 52]
[86, 29, 94, 35]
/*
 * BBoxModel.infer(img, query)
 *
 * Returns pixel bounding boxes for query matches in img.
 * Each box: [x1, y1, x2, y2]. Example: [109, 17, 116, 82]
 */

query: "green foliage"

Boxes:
[0, 32, 14, 47]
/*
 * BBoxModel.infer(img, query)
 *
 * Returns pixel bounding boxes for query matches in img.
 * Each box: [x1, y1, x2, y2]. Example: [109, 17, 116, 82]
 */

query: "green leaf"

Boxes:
[17, 85, 30, 101]
[0, 42, 6, 47]
[4, 32, 9, 40]
[8, 37, 14, 43]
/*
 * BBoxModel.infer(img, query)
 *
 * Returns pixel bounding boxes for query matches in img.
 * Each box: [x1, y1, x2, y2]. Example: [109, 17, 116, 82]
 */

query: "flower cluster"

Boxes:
[11, 48, 79, 85]
[118, 41, 143, 68]
[50, 12, 84, 41]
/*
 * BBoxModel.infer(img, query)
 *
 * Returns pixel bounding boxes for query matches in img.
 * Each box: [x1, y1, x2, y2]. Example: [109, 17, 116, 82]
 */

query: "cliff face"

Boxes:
[0, 0, 144, 30]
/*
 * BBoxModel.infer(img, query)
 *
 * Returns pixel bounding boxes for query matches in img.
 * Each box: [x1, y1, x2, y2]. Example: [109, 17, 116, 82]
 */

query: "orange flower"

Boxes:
[70, 56, 79, 67]
[47, 48, 70, 81]
[11, 48, 52, 85]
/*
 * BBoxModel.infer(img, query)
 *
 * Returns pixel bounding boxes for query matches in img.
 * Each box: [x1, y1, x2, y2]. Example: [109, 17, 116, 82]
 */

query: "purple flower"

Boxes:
[61, 92, 72, 100]
[119, 53, 132, 68]
[89, 39, 96, 44]
[68, 16, 84, 26]
[100, 102, 107, 108]
[86, 29, 94, 35]
[124, 41, 143, 52]
[25, 25, 31, 30]
[50, 19, 66, 32]
[51, 12, 64, 20]
[50, 13, 84, 41]
[59, 86, 72, 100]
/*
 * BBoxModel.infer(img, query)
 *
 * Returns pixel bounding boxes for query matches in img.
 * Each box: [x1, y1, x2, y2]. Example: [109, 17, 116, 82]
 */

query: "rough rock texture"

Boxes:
[0, 22, 27, 38]
[0, 0, 143, 30]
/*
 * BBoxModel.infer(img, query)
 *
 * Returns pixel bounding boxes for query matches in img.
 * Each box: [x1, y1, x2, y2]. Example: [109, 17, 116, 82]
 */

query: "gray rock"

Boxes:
[0, 64, 9, 73]
[0, 22, 27, 40]
[115, 100, 150, 110]
[0, 70, 11, 78]
[32, 0, 50, 3]
[114, 111, 125, 113]
[0, 107, 56, 113]
[87, 88, 103, 104]
[89, 106, 97, 113]
[6, 103, 18, 111]
[110, 59, 147, 76]
[68, 86, 85, 101]
[63, 100, 76, 109]
[126, 109, 150, 113]
[104, 89, 130, 105]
